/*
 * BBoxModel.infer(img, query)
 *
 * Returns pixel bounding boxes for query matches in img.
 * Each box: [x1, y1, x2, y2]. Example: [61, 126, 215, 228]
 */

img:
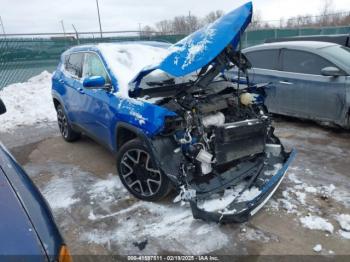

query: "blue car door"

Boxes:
[62, 52, 85, 123]
[277, 49, 347, 122]
[78, 52, 115, 148]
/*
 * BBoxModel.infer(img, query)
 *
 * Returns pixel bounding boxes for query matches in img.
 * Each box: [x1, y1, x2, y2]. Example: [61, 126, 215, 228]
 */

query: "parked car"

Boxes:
[265, 34, 350, 47]
[51, 2, 295, 223]
[0, 98, 71, 261]
[236, 41, 350, 128]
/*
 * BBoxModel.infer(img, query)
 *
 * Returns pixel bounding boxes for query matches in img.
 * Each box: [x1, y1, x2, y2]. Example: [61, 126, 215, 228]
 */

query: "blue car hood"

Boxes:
[132, 2, 252, 85]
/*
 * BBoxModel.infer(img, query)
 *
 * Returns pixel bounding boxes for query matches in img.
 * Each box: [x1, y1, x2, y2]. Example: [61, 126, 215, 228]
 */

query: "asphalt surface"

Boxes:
[1, 117, 350, 258]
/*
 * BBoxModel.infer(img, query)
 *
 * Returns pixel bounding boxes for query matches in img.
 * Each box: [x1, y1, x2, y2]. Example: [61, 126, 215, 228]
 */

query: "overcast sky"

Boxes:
[0, 0, 349, 34]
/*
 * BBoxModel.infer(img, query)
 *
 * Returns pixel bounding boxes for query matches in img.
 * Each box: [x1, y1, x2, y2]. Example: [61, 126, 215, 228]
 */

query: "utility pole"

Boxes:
[72, 24, 80, 44]
[138, 23, 142, 39]
[60, 20, 66, 37]
[96, 0, 103, 38]
[0, 16, 6, 39]
[188, 11, 192, 33]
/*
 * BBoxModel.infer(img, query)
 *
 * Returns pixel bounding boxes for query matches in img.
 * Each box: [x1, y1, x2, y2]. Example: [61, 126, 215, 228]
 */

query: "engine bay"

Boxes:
[130, 47, 295, 223]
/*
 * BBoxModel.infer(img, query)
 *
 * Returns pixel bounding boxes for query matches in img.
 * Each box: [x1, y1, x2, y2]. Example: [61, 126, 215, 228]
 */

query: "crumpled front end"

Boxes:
[190, 149, 296, 223]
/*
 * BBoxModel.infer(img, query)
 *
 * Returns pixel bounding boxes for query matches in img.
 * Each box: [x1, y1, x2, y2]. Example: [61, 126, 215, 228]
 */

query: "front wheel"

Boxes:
[116, 139, 171, 201]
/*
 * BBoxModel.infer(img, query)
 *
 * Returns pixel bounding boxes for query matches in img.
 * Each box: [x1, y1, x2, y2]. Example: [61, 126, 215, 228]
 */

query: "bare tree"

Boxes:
[250, 10, 263, 29]
[171, 14, 200, 35]
[319, 0, 334, 26]
[156, 20, 173, 35]
[187, 13, 200, 33]
[141, 25, 155, 37]
[204, 10, 224, 24]
[172, 16, 190, 34]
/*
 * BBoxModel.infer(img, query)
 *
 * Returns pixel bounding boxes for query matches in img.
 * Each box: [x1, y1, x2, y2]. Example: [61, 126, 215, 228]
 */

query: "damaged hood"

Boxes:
[132, 2, 252, 86]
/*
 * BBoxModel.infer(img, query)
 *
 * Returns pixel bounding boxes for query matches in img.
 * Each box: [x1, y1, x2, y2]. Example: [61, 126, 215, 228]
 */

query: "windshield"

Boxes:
[322, 45, 350, 72]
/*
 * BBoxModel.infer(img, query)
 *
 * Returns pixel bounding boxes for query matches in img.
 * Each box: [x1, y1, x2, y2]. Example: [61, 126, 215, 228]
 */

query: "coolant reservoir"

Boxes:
[240, 92, 254, 106]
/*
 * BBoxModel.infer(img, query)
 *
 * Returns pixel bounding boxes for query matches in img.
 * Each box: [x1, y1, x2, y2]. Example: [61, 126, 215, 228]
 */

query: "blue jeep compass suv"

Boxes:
[51, 2, 295, 223]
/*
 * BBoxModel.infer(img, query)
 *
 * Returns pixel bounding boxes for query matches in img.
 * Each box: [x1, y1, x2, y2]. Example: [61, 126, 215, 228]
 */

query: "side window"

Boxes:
[282, 50, 333, 75]
[83, 53, 110, 84]
[65, 53, 84, 78]
[245, 50, 279, 70]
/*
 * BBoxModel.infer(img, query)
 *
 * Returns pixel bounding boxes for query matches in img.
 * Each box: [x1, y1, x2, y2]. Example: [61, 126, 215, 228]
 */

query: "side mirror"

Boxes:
[83, 76, 106, 89]
[321, 66, 343, 77]
[0, 98, 6, 115]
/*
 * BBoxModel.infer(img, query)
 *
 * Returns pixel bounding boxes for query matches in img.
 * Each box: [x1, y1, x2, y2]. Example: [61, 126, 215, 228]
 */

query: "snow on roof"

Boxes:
[97, 43, 170, 97]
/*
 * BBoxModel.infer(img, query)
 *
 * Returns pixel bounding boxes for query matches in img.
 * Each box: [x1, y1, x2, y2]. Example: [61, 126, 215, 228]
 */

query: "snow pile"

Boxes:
[0, 71, 56, 132]
[299, 215, 334, 233]
[98, 43, 169, 97]
[313, 244, 322, 253]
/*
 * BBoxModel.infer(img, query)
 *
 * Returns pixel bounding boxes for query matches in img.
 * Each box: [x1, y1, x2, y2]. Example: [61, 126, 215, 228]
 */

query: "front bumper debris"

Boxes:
[189, 149, 296, 223]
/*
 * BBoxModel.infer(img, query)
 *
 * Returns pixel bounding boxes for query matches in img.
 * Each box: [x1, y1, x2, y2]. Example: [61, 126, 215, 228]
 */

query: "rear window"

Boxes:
[245, 49, 279, 70]
[65, 53, 84, 78]
[282, 50, 333, 75]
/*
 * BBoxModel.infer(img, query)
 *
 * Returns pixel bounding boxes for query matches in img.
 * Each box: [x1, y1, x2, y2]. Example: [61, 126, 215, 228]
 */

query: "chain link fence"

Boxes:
[1, 25, 349, 89]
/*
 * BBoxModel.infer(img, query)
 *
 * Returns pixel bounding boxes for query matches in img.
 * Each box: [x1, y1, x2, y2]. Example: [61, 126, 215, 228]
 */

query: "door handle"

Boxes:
[279, 81, 293, 85]
[77, 87, 85, 94]
[58, 79, 64, 84]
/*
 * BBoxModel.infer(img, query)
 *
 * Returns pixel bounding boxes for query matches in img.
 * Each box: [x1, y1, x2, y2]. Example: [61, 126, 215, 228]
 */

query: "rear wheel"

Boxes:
[56, 104, 81, 142]
[116, 139, 171, 201]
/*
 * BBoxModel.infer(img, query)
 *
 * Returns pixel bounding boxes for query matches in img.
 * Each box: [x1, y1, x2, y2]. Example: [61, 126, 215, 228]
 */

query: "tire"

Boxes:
[116, 139, 171, 201]
[56, 104, 81, 142]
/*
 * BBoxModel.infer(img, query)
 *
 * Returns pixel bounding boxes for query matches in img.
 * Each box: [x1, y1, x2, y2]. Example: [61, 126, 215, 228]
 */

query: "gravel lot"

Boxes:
[1, 116, 350, 258]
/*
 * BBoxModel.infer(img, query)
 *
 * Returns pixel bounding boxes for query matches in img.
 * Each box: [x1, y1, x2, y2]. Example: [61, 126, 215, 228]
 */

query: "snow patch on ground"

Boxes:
[28, 162, 230, 255]
[338, 230, 350, 239]
[42, 175, 79, 209]
[336, 214, 350, 232]
[83, 202, 229, 255]
[0, 71, 56, 132]
[313, 244, 322, 253]
[299, 215, 334, 233]
[87, 173, 126, 202]
[241, 227, 275, 243]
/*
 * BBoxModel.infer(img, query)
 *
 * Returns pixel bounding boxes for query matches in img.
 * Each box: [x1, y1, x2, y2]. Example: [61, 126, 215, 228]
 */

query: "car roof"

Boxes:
[244, 41, 338, 52]
[66, 41, 171, 53]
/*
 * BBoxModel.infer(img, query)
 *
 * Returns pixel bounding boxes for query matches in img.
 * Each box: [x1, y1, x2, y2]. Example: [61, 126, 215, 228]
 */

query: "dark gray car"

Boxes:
[240, 41, 350, 128]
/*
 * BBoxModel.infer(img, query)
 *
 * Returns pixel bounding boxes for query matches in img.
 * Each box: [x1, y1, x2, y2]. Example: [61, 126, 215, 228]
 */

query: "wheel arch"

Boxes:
[114, 122, 181, 186]
[53, 97, 60, 110]
[115, 122, 151, 152]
